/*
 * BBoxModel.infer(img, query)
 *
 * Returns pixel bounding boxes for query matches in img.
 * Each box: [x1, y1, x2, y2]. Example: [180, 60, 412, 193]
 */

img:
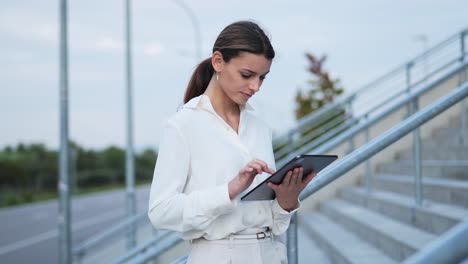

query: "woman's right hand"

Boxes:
[228, 159, 275, 200]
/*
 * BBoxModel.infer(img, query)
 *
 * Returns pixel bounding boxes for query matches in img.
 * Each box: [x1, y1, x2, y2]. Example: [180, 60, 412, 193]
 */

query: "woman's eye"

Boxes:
[241, 73, 251, 79]
[260, 76, 266, 81]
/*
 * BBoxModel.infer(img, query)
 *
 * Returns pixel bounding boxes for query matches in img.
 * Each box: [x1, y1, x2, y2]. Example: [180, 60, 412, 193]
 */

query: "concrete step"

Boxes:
[376, 161, 468, 180]
[373, 174, 468, 208]
[320, 199, 436, 262]
[393, 145, 468, 161]
[297, 215, 331, 264]
[298, 211, 396, 264]
[339, 187, 468, 235]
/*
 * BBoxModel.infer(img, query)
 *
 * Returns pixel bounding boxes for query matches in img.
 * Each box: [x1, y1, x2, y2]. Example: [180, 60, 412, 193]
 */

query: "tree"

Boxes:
[295, 53, 344, 119]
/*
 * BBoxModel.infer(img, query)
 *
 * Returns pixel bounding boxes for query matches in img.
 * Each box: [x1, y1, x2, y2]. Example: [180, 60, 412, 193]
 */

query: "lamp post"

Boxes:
[173, 0, 202, 61]
[58, 0, 72, 263]
[124, 0, 137, 249]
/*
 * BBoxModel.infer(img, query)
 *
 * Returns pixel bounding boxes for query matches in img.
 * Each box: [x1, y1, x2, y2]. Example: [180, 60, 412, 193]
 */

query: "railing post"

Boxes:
[286, 128, 298, 264]
[412, 97, 423, 206]
[460, 30, 467, 145]
[346, 100, 355, 153]
[287, 130, 296, 159]
[287, 214, 298, 264]
[364, 114, 372, 193]
[406, 62, 414, 118]
[460, 30, 466, 62]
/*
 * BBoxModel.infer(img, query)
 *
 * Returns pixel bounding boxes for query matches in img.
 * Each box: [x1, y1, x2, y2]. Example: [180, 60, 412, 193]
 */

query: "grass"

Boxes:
[0, 181, 151, 209]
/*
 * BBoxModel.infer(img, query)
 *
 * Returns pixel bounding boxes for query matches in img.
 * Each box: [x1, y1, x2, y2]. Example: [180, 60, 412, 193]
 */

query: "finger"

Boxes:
[267, 182, 278, 191]
[283, 171, 292, 186]
[249, 163, 263, 175]
[240, 167, 254, 175]
[296, 167, 304, 184]
[291, 168, 299, 184]
[267, 167, 276, 174]
[252, 160, 270, 173]
[302, 171, 316, 186]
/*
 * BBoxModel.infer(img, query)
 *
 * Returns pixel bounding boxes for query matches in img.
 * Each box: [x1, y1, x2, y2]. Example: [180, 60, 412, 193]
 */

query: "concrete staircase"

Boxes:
[297, 114, 468, 263]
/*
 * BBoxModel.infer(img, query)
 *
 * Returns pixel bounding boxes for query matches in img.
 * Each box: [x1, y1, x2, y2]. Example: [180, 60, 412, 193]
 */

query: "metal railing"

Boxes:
[109, 27, 467, 264]
[114, 71, 468, 264]
[402, 220, 468, 264]
[274, 27, 467, 162]
[72, 213, 147, 263]
[111, 230, 174, 264]
[285, 81, 468, 263]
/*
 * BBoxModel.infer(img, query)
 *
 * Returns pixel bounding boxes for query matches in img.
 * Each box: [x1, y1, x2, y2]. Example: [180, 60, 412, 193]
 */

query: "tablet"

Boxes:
[240, 154, 338, 201]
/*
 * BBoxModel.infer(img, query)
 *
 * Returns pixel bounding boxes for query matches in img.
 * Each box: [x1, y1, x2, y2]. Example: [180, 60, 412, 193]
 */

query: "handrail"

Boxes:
[117, 80, 468, 264]
[111, 27, 467, 264]
[276, 55, 468, 163]
[72, 212, 147, 261]
[401, 220, 468, 264]
[125, 232, 182, 264]
[111, 230, 172, 264]
[278, 60, 468, 168]
[300, 81, 468, 199]
[289, 81, 468, 263]
[273, 27, 467, 148]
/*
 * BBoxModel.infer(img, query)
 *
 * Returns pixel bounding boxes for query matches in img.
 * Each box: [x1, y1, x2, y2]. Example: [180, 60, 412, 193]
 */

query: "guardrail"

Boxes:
[402, 220, 468, 264]
[109, 28, 467, 264]
[285, 80, 468, 263]
[72, 213, 147, 263]
[273, 28, 467, 162]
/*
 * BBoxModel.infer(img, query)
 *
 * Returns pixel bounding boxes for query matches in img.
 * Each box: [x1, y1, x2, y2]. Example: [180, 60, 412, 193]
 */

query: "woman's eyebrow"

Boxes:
[241, 69, 270, 75]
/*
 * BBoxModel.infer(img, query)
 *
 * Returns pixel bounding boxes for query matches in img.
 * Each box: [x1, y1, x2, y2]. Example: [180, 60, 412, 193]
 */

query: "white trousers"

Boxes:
[186, 235, 288, 264]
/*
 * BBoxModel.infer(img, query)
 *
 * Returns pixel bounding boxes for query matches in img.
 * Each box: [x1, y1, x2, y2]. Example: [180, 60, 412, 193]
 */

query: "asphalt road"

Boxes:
[0, 186, 151, 264]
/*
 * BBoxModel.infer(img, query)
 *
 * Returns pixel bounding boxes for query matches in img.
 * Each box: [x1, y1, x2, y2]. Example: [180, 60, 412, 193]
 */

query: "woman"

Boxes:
[148, 20, 315, 264]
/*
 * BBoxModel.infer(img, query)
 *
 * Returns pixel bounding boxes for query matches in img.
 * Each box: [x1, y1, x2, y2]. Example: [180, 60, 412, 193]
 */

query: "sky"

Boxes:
[1, 0, 467, 151]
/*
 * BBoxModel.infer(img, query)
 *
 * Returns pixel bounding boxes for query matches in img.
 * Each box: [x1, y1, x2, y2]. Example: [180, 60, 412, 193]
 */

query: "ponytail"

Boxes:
[183, 21, 275, 104]
[183, 58, 214, 104]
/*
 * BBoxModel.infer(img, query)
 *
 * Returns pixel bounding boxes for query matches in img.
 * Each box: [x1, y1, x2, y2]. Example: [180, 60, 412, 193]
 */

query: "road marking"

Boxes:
[0, 209, 125, 255]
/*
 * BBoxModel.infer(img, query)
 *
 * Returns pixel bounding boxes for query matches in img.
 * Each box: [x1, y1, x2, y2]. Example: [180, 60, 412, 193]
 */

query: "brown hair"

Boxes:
[183, 21, 275, 103]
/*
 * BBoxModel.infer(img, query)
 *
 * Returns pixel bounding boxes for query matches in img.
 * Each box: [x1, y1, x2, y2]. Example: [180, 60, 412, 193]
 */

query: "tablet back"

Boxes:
[241, 154, 338, 201]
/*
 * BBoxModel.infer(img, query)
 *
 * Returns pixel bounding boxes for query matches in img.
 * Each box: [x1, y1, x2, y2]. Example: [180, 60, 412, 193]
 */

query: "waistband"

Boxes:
[191, 227, 272, 245]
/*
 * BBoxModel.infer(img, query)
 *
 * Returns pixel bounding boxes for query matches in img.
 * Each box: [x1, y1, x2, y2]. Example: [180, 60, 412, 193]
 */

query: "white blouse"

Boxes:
[148, 94, 299, 241]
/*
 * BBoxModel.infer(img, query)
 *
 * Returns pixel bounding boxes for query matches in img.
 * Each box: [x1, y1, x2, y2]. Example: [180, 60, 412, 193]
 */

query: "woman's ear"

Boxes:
[211, 51, 224, 73]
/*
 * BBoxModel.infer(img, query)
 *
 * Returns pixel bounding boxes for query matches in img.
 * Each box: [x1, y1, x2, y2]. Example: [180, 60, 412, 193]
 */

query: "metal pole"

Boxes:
[58, 0, 71, 263]
[460, 30, 466, 62]
[365, 118, 371, 193]
[460, 30, 467, 145]
[287, 130, 295, 159]
[173, 0, 202, 61]
[286, 130, 298, 264]
[347, 101, 355, 153]
[412, 98, 422, 206]
[124, 0, 136, 249]
[287, 214, 298, 264]
[406, 62, 413, 118]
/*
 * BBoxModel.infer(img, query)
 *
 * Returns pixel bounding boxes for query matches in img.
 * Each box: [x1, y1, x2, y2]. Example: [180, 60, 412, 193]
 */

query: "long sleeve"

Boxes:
[270, 198, 300, 235]
[264, 127, 301, 235]
[147, 120, 237, 233]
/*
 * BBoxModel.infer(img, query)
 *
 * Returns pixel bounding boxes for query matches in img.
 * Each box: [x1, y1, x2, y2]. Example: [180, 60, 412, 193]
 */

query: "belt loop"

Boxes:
[269, 227, 274, 242]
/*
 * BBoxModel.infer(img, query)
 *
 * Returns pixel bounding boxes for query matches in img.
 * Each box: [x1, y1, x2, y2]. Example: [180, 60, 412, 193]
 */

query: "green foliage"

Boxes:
[295, 53, 344, 120]
[0, 142, 158, 207]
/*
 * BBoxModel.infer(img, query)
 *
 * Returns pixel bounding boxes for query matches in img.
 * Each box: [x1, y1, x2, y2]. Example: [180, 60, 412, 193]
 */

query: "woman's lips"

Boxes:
[241, 92, 253, 99]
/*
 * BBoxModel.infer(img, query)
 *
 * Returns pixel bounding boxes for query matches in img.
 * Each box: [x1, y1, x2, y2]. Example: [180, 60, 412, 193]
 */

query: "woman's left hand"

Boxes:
[267, 167, 317, 212]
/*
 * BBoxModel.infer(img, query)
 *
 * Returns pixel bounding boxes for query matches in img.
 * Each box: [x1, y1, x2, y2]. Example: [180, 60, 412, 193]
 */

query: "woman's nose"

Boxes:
[249, 79, 261, 92]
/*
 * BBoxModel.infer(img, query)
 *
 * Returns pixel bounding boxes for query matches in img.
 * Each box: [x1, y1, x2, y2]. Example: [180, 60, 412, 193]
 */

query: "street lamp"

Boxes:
[124, 0, 137, 249]
[173, 0, 202, 62]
